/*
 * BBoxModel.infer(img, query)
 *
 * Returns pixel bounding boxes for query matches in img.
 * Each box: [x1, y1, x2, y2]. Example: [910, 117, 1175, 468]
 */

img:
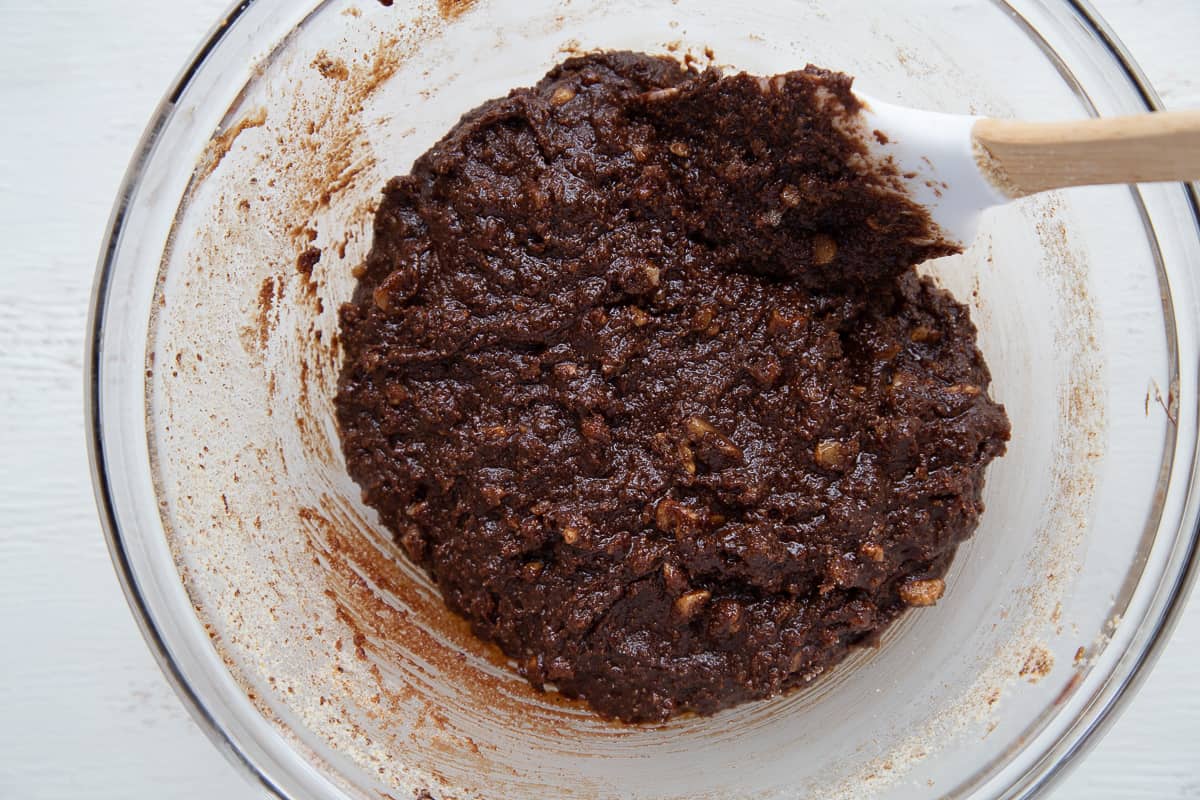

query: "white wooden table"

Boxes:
[1, 2, 1196, 797]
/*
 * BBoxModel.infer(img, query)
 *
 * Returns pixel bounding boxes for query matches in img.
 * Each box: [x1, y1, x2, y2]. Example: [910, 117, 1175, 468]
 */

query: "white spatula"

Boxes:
[856, 98, 1200, 246]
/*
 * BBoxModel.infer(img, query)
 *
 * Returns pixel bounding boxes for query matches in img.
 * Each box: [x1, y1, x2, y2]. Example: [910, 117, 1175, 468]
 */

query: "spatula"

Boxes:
[856, 98, 1200, 246]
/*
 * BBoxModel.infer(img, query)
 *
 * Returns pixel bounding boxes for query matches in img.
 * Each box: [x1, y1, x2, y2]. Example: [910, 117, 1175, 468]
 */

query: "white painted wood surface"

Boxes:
[0, 2, 1195, 797]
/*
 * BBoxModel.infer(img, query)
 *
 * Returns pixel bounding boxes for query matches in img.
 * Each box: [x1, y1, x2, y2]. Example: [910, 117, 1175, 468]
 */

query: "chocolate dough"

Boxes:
[335, 52, 1010, 722]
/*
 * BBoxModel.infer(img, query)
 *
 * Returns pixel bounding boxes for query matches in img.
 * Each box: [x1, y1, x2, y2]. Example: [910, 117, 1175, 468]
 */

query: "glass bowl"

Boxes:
[87, 1, 1200, 798]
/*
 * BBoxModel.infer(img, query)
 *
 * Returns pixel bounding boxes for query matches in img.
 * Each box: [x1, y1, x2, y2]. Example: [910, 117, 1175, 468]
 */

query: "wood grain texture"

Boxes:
[974, 111, 1200, 196]
[0, 3, 259, 799]
[0, 2, 1195, 799]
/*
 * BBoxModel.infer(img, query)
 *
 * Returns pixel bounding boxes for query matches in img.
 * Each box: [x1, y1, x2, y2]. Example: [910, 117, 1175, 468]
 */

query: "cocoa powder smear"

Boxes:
[335, 52, 1009, 722]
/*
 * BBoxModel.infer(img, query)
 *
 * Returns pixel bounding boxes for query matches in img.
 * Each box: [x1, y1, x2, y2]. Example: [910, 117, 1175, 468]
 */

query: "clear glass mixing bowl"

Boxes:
[87, 1, 1200, 798]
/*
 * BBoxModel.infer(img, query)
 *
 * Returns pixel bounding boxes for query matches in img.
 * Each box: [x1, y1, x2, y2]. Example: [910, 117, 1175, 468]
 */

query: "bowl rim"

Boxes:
[85, 1, 1200, 797]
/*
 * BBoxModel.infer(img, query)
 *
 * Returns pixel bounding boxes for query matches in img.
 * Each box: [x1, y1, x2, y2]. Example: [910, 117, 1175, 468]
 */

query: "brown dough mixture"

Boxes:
[335, 52, 1010, 722]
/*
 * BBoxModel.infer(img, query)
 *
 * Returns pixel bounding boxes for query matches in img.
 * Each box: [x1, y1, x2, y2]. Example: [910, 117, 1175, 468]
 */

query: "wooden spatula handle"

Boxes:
[972, 111, 1200, 198]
